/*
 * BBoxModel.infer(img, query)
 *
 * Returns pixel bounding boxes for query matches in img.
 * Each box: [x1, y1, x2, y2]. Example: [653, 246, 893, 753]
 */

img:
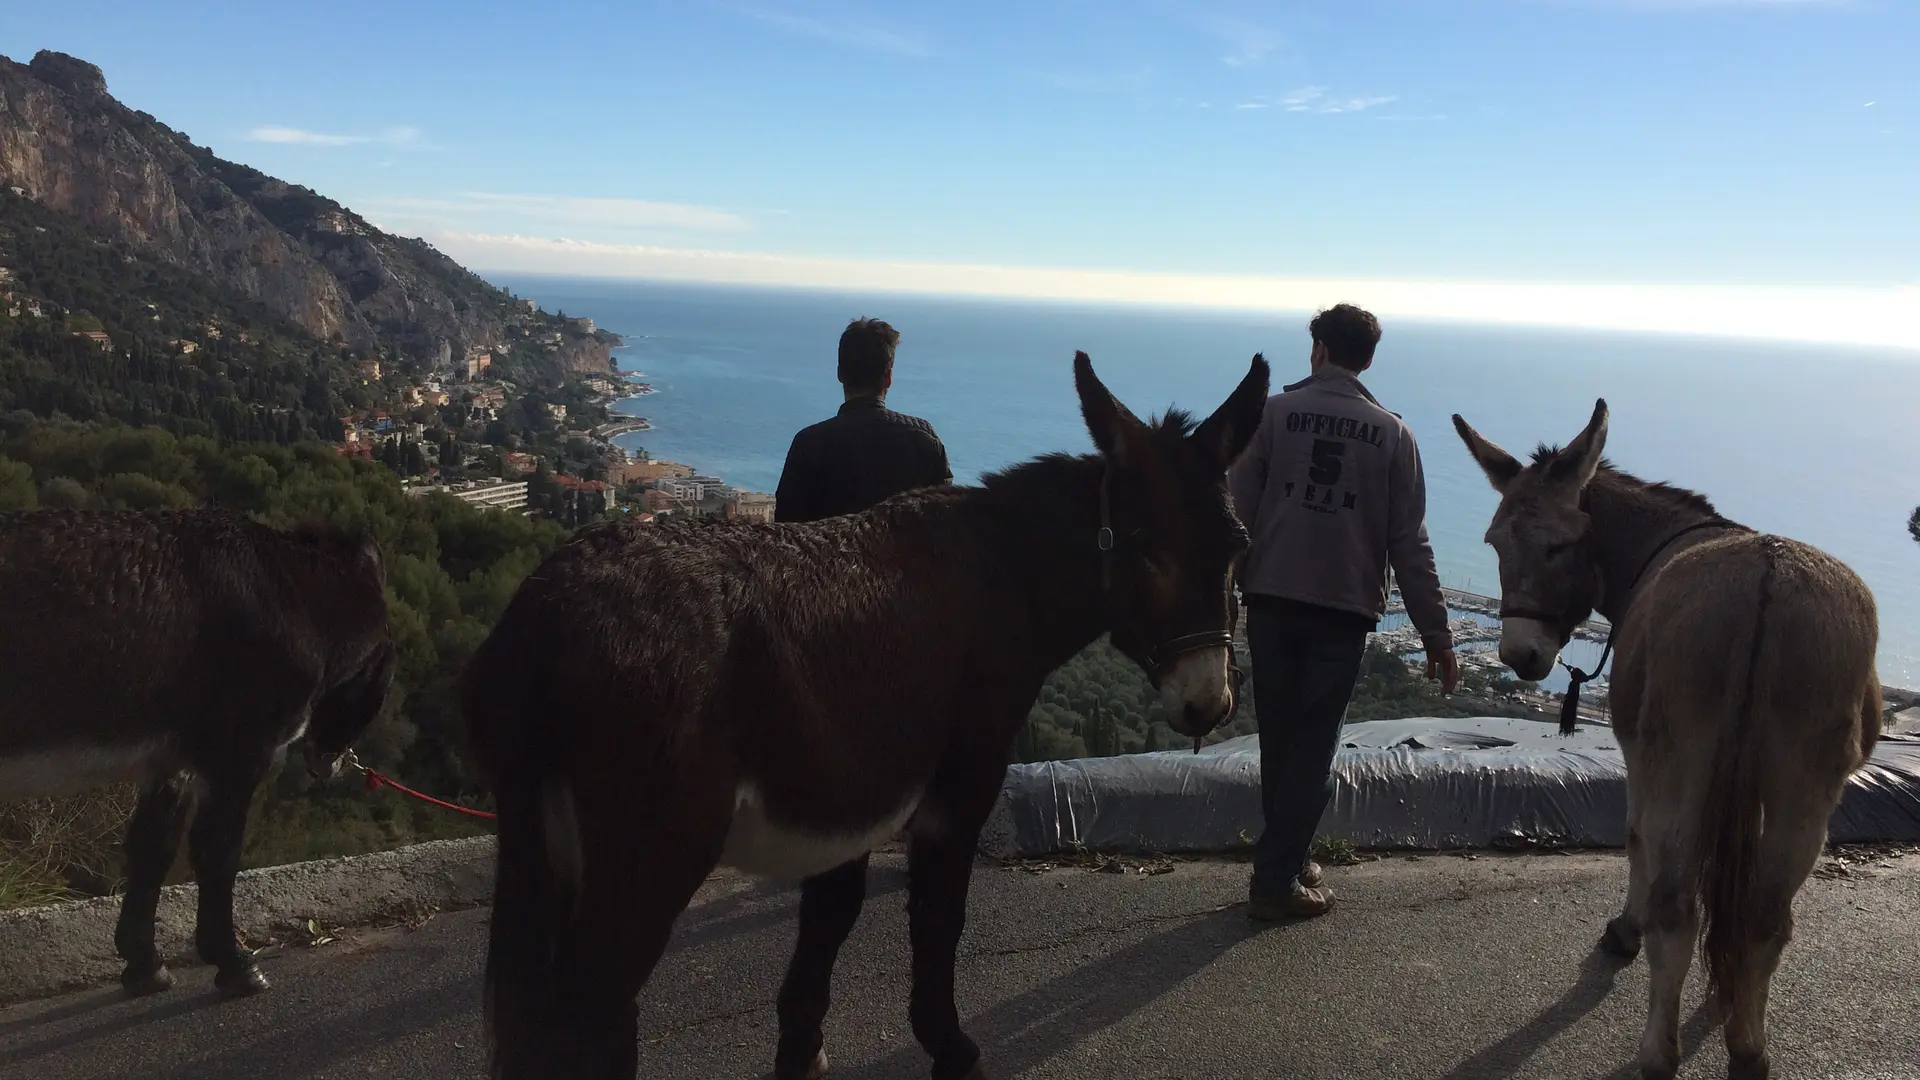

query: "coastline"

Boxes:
[600, 339, 773, 509]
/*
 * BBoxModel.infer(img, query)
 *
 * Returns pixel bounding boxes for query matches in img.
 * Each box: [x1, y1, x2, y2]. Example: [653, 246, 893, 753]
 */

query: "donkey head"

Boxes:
[1075, 350, 1269, 738]
[1453, 399, 1609, 682]
[303, 635, 397, 779]
[293, 524, 396, 779]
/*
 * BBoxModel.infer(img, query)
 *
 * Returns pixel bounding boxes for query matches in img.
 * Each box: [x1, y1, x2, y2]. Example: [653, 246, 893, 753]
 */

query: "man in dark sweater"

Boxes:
[1228, 304, 1458, 921]
[774, 317, 952, 524]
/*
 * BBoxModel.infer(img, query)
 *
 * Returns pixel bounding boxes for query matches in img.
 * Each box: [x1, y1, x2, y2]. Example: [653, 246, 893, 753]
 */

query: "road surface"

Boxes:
[2, 849, 1916, 1080]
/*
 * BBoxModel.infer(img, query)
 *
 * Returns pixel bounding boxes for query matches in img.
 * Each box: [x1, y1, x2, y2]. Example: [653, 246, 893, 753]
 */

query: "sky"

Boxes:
[3, 0, 1916, 347]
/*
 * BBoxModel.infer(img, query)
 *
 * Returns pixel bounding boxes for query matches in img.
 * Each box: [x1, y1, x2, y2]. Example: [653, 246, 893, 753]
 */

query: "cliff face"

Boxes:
[0, 51, 520, 368]
[556, 330, 615, 374]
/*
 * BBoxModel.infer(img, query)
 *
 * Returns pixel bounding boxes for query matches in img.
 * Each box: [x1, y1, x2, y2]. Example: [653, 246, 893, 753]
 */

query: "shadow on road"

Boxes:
[1435, 945, 1721, 1080]
[0, 991, 223, 1071]
[670, 865, 908, 955]
[835, 905, 1257, 1080]
[1436, 948, 1632, 1079]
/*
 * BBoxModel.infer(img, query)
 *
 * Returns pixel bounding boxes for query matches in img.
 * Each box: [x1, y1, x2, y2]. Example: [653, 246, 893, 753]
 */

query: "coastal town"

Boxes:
[341, 331, 775, 526]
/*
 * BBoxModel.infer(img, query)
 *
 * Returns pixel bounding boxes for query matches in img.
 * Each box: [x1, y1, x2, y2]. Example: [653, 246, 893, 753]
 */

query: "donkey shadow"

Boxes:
[835, 906, 1259, 1080]
[672, 864, 909, 954]
[1437, 949, 1717, 1080]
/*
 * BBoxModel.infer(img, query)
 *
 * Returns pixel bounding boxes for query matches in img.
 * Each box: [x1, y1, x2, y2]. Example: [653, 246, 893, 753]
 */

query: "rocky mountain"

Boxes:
[0, 49, 611, 376]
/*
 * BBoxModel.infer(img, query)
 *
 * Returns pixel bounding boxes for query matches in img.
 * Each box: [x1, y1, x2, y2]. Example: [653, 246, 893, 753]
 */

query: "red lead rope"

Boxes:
[351, 758, 498, 821]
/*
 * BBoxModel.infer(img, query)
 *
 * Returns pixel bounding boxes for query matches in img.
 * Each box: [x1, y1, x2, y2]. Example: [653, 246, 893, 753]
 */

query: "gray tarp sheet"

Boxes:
[983, 715, 1920, 857]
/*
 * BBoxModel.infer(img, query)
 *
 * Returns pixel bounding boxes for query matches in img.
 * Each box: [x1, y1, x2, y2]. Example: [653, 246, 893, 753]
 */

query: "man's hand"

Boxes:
[1426, 649, 1460, 696]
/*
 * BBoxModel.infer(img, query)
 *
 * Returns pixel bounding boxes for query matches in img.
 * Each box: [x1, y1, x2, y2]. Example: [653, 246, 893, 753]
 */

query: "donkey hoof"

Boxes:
[1638, 1061, 1677, 1080]
[121, 964, 175, 997]
[804, 1049, 830, 1080]
[956, 1065, 989, 1080]
[215, 964, 270, 999]
[1728, 1050, 1771, 1080]
[1599, 918, 1642, 960]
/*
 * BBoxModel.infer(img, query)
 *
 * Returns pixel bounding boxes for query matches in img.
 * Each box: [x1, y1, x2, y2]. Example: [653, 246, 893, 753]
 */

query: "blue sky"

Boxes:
[3, 1, 1915, 344]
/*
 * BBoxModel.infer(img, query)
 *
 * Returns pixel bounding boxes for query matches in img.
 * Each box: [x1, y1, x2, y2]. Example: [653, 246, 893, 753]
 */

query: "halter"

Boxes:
[1502, 515, 1747, 734]
[1096, 470, 1247, 746]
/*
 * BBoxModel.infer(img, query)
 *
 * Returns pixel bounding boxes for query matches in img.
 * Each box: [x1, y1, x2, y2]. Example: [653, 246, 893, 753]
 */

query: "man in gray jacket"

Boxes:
[1229, 304, 1458, 920]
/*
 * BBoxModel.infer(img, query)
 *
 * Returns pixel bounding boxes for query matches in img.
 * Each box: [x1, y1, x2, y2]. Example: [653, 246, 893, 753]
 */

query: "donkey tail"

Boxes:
[480, 750, 583, 1078]
[1697, 538, 1782, 1008]
[464, 641, 583, 1080]
[1858, 679, 1884, 763]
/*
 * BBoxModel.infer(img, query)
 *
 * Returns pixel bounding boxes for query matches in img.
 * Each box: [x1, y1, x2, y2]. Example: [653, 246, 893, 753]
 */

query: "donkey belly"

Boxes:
[0, 738, 174, 799]
[719, 782, 921, 881]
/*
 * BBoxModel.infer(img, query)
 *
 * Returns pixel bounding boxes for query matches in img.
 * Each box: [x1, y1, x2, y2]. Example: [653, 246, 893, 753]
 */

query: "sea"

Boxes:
[497, 275, 1920, 692]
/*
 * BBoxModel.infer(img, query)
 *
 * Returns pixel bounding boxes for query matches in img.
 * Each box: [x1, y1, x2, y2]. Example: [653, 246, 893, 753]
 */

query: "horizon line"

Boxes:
[422, 231, 1920, 353]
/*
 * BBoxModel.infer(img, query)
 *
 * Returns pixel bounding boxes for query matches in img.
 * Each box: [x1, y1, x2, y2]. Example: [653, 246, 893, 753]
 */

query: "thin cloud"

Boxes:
[366, 193, 752, 234]
[432, 232, 1920, 352]
[1238, 87, 1398, 115]
[1206, 16, 1283, 68]
[734, 5, 931, 56]
[245, 125, 421, 147]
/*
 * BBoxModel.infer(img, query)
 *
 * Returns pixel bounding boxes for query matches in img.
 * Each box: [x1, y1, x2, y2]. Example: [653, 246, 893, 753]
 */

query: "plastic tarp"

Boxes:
[981, 715, 1920, 858]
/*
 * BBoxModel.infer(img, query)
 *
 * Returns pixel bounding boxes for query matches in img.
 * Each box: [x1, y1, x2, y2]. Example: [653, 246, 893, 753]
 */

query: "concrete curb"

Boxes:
[0, 835, 496, 1005]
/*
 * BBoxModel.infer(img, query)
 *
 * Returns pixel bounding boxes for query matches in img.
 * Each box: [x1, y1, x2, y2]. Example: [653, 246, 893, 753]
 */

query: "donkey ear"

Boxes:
[1551, 398, 1609, 492]
[1191, 353, 1271, 469]
[1074, 351, 1146, 461]
[1453, 414, 1523, 493]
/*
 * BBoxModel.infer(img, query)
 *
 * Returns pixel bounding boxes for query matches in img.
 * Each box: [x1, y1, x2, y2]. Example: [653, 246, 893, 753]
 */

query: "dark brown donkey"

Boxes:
[0, 509, 395, 998]
[466, 352, 1269, 1080]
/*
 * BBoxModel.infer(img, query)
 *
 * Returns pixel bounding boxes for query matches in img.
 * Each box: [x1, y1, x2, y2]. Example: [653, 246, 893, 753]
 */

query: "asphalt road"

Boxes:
[3, 849, 1916, 1080]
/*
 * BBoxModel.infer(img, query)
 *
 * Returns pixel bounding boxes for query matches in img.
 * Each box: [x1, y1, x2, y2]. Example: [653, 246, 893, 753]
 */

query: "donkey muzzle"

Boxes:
[302, 744, 348, 781]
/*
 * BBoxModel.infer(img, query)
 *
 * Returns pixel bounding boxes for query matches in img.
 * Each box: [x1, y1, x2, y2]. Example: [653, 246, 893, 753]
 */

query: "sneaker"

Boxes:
[1247, 881, 1336, 922]
[1298, 860, 1325, 889]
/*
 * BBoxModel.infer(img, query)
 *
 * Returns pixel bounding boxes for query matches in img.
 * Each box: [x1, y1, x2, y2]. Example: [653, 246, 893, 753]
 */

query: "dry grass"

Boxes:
[0, 785, 136, 908]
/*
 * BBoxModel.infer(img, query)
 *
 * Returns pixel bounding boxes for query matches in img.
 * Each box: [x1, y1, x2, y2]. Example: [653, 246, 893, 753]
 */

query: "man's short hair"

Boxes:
[838, 317, 900, 391]
[1308, 304, 1382, 371]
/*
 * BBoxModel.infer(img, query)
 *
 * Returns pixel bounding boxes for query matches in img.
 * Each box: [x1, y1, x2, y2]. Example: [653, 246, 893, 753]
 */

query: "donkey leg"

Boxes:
[906, 749, 1011, 1080]
[1723, 799, 1828, 1080]
[776, 854, 871, 1080]
[1636, 835, 1699, 1080]
[1603, 790, 1650, 960]
[188, 771, 270, 998]
[907, 828, 986, 1080]
[548, 866, 705, 1078]
[115, 774, 194, 996]
[534, 786, 729, 1080]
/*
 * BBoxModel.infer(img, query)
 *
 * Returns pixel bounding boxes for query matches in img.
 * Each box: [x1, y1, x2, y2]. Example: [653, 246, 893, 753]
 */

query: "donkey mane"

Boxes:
[978, 451, 1093, 490]
[1530, 444, 1720, 519]
[1154, 408, 1201, 438]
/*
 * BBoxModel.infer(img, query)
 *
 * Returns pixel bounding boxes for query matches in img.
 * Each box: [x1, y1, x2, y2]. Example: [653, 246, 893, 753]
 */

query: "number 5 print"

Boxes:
[1309, 438, 1345, 485]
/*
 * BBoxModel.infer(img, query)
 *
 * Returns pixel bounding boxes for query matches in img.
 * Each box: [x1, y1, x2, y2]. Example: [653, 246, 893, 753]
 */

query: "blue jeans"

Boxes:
[1246, 597, 1373, 898]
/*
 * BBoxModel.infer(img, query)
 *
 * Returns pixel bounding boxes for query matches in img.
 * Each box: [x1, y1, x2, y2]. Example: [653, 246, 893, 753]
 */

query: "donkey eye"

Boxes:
[1544, 541, 1575, 558]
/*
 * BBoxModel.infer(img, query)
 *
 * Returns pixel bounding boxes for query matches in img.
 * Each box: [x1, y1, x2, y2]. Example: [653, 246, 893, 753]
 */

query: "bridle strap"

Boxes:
[1546, 516, 1749, 734]
[1093, 468, 1247, 734]
[1097, 468, 1117, 592]
[1144, 630, 1235, 670]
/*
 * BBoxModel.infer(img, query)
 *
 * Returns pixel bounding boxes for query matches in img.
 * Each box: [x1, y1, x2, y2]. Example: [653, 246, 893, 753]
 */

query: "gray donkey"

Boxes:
[1454, 400, 1881, 1080]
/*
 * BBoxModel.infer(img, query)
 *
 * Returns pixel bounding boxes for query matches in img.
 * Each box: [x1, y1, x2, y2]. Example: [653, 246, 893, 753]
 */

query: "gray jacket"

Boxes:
[1228, 367, 1452, 652]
